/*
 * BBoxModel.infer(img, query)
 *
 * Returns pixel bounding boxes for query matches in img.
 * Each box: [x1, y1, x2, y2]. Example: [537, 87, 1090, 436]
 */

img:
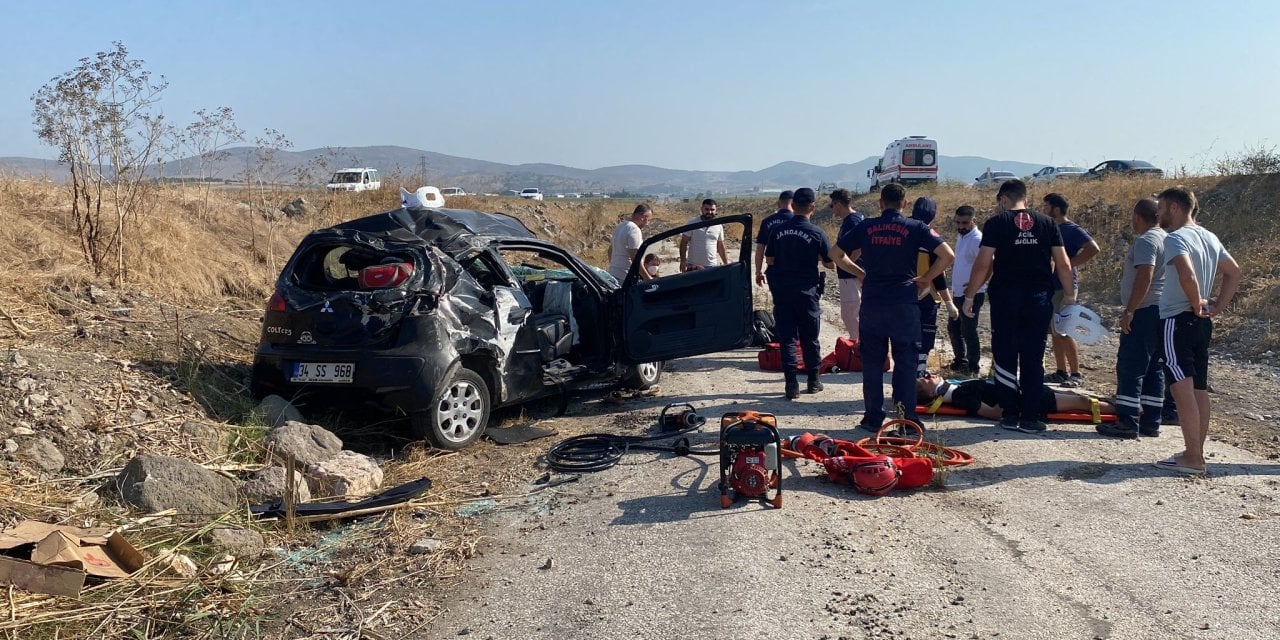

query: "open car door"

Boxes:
[617, 214, 753, 363]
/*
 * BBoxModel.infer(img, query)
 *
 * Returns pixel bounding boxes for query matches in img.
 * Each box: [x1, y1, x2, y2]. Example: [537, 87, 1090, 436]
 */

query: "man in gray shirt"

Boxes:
[1153, 187, 1242, 475]
[1098, 199, 1166, 439]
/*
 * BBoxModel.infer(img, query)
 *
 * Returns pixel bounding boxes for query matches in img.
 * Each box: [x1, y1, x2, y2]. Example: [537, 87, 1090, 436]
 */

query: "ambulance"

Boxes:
[867, 136, 938, 190]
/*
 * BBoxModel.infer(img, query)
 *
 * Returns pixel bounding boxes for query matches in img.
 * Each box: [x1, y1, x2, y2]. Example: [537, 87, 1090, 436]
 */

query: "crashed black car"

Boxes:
[251, 204, 754, 450]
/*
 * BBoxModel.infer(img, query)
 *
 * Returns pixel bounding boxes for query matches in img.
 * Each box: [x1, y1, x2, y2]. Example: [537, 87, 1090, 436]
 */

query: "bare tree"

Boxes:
[239, 128, 294, 274]
[182, 106, 244, 216]
[32, 41, 168, 281]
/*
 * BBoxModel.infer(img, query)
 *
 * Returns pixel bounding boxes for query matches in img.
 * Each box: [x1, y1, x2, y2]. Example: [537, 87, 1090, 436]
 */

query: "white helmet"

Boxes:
[1053, 304, 1106, 345]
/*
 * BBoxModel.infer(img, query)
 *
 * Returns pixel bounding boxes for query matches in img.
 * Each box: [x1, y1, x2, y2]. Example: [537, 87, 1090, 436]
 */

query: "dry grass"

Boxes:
[809, 175, 1280, 352]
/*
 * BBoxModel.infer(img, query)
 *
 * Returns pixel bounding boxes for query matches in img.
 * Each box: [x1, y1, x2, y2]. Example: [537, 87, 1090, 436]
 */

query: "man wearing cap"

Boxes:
[831, 188, 864, 339]
[755, 191, 794, 287]
[680, 199, 729, 272]
[764, 188, 838, 399]
[831, 183, 953, 430]
[1098, 198, 1167, 439]
[910, 197, 960, 376]
[963, 179, 1074, 433]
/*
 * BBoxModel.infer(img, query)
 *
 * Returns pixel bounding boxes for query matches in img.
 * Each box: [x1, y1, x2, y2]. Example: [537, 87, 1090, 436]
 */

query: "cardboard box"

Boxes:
[0, 520, 145, 596]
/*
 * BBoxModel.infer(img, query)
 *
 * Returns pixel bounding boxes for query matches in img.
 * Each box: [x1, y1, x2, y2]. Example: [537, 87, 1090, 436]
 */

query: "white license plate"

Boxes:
[290, 362, 355, 383]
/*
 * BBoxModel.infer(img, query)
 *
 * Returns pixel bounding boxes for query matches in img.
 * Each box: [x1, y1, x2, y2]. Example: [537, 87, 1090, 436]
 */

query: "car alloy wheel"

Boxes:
[415, 367, 490, 450]
[624, 361, 663, 389]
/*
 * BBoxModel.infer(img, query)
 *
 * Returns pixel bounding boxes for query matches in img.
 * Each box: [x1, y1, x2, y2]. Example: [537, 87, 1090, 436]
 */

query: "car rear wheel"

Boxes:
[624, 361, 663, 389]
[413, 367, 490, 450]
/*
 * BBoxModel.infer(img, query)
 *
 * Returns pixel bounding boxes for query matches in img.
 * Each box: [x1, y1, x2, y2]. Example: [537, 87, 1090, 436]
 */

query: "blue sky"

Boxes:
[4, 0, 1278, 172]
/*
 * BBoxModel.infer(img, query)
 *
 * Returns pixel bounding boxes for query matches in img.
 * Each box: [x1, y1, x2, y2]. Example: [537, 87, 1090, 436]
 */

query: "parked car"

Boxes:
[519, 188, 544, 201]
[250, 205, 754, 450]
[973, 170, 1018, 189]
[439, 187, 468, 197]
[1084, 160, 1164, 180]
[1029, 166, 1086, 184]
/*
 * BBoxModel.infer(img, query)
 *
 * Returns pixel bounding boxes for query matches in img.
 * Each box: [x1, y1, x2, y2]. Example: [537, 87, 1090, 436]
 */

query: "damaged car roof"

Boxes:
[329, 207, 537, 251]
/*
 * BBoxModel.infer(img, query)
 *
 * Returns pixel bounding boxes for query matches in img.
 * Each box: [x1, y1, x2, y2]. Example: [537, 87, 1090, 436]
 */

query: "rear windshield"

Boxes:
[288, 244, 419, 290]
[901, 149, 936, 167]
[1128, 161, 1155, 168]
[993, 172, 1016, 178]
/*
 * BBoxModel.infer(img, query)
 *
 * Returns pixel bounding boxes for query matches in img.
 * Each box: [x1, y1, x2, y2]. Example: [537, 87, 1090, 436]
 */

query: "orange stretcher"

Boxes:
[915, 394, 1116, 424]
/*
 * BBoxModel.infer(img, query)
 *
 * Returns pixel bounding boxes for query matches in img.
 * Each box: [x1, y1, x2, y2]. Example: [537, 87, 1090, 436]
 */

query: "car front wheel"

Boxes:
[624, 361, 663, 389]
[413, 367, 490, 450]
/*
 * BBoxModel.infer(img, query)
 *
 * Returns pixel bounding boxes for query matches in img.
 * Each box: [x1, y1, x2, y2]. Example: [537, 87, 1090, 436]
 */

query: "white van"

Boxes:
[327, 168, 382, 192]
[440, 187, 468, 197]
[867, 137, 938, 190]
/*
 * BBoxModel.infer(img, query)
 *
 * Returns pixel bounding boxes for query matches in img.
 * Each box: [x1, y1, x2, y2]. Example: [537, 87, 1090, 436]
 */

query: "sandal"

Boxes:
[1153, 456, 1205, 476]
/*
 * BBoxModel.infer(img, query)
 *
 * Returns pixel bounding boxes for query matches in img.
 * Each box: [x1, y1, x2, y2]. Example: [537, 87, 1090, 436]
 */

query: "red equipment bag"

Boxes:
[757, 341, 804, 372]
[832, 337, 890, 372]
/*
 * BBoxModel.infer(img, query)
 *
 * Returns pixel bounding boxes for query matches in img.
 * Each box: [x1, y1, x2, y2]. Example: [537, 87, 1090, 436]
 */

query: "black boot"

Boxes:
[784, 372, 800, 400]
[806, 372, 824, 394]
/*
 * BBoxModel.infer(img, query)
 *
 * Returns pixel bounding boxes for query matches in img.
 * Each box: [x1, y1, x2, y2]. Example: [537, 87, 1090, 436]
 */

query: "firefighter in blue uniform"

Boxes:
[764, 188, 836, 400]
[831, 183, 954, 429]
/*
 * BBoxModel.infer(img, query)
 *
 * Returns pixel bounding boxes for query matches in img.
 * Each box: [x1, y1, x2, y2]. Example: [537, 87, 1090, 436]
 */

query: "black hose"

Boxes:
[546, 423, 719, 473]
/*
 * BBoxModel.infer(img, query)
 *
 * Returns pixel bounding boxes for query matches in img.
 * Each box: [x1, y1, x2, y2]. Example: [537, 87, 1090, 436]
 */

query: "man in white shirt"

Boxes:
[607, 204, 654, 281]
[947, 205, 986, 375]
[1153, 186, 1242, 476]
[679, 199, 728, 271]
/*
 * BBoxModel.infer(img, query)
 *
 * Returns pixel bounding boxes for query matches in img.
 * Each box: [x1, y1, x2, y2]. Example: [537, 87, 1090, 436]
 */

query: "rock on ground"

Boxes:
[239, 465, 311, 504]
[263, 421, 342, 466]
[205, 527, 265, 558]
[179, 421, 227, 458]
[254, 395, 305, 429]
[17, 437, 64, 474]
[116, 455, 239, 516]
[308, 450, 383, 498]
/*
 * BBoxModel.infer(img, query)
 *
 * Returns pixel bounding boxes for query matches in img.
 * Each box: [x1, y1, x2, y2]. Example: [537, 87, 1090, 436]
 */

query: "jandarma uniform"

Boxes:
[980, 208, 1063, 423]
[765, 213, 832, 376]
[756, 206, 793, 279]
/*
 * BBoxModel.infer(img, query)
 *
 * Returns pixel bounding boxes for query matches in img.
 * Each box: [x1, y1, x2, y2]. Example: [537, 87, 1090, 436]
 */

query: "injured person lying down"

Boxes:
[915, 372, 1115, 420]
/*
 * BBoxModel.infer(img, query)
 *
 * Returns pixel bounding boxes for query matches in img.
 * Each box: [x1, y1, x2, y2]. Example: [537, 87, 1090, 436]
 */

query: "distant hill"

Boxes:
[0, 146, 1048, 194]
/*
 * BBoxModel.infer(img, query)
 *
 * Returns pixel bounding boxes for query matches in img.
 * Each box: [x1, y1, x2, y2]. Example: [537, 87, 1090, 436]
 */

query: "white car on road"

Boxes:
[519, 188, 544, 201]
[1030, 166, 1086, 184]
[973, 170, 1018, 189]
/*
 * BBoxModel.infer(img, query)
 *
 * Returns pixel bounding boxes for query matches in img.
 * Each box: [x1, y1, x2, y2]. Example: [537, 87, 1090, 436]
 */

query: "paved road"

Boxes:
[425, 306, 1280, 640]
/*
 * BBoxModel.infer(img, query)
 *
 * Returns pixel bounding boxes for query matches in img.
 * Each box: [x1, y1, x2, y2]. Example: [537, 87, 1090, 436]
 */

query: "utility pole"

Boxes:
[419, 155, 428, 185]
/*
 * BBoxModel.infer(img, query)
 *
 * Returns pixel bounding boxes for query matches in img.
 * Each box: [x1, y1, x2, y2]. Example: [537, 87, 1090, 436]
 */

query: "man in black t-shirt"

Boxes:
[962, 180, 1074, 433]
[755, 190, 794, 288]
[765, 188, 835, 399]
[831, 183, 953, 429]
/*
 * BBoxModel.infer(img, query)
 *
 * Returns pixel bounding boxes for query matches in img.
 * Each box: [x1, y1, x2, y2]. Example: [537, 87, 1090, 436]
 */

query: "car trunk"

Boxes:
[266, 237, 437, 349]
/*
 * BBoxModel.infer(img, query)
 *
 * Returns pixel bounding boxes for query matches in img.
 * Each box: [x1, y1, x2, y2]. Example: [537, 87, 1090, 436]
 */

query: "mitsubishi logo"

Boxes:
[321, 300, 334, 314]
